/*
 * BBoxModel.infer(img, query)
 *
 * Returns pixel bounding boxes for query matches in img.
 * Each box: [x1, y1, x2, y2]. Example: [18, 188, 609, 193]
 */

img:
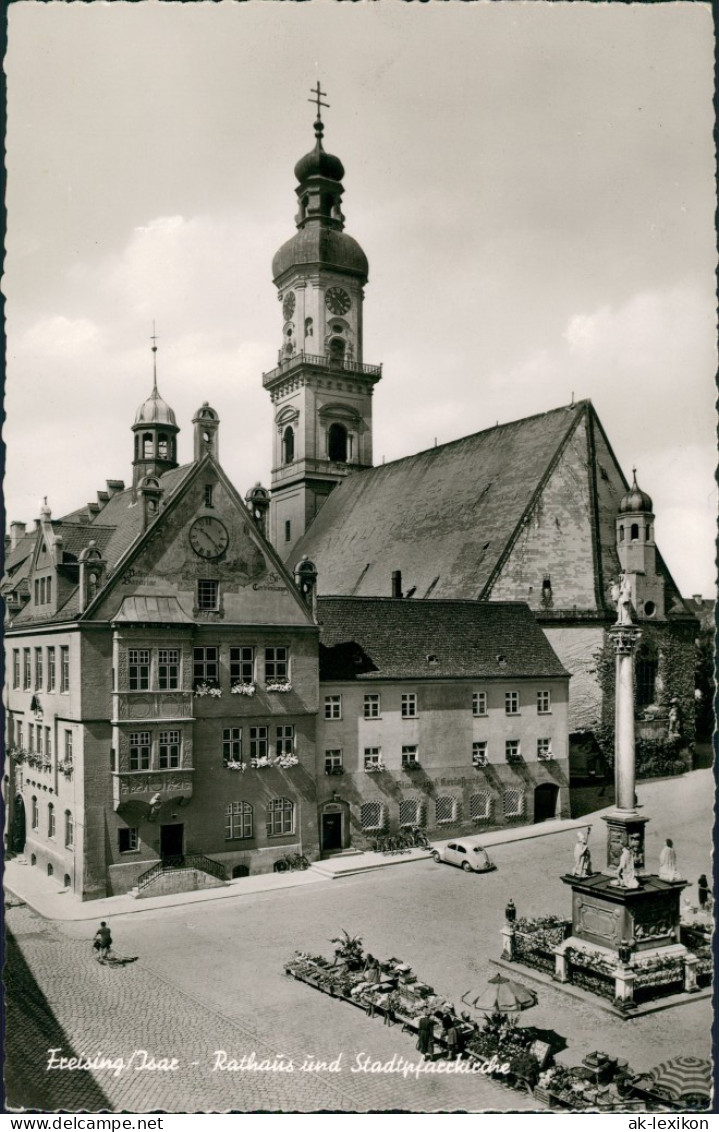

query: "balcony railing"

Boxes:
[263, 351, 382, 387]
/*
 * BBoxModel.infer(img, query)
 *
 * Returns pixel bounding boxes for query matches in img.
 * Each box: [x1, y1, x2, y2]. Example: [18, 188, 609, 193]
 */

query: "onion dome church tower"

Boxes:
[615, 469, 665, 620]
[132, 332, 179, 495]
[263, 84, 382, 556]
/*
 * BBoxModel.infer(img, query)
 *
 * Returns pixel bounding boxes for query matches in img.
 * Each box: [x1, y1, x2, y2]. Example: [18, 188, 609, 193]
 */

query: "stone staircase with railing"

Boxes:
[131, 853, 228, 899]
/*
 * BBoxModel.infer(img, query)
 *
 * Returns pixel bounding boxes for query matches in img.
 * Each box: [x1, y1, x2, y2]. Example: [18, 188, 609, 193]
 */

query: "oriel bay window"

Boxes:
[158, 649, 180, 690]
[129, 732, 151, 770]
[267, 797, 294, 837]
[249, 727, 268, 759]
[159, 730, 181, 769]
[226, 801, 253, 840]
[128, 649, 150, 690]
[230, 647, 254, 686]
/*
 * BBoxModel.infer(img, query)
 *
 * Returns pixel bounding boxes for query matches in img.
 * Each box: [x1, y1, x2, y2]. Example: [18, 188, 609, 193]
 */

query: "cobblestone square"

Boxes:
[6, 771, 713, 1113]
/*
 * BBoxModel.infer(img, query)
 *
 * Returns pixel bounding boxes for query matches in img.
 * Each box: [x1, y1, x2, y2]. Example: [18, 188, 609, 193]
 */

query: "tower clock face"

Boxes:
[189, 517, 229, 559]
[282, 291, 296, 320]
[325, 287, 351, 316]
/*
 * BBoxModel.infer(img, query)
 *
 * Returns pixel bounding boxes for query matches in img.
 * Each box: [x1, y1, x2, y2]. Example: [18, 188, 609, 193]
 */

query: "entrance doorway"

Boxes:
[533, 783, 560, 822]
[11, 795, 26, 853]
[321, 811, 343, 852]
[160, 823, 184, 859]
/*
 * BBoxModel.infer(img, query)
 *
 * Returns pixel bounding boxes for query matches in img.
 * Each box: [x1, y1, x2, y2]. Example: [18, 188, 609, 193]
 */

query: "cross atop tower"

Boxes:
[150, 321, 159, 393]
[308, 82, 329, 120]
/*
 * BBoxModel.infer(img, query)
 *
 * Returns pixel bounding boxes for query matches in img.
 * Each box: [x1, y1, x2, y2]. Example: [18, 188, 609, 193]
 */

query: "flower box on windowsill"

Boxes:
[537, 752, 554, 762]
[325, 766, 344, 776]
[57, 761, 74, 777]
[9, 747, 27, 763]
[506, 754, 524, 765]
[224, 760, 246, 772]
[231, 683, 256, 697]
[472, 758, 488, 769]
[248, 754, 299, 770]
[41, 760, 52, 772]
[194, 682, 222, 698]
[402, 762, 422, 771]
[364, 762, 386, 774]
[266, 682, 292, 693]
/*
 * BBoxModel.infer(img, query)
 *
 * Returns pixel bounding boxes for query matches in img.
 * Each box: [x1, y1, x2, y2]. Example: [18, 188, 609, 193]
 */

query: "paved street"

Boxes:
[6, 770, 714, 1113]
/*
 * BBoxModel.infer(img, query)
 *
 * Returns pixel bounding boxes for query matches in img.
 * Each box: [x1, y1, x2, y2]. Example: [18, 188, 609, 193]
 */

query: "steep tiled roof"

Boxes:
[6, 463, 195, 628]
[292, 403, 582, 600]
[318, 597, 569, 681]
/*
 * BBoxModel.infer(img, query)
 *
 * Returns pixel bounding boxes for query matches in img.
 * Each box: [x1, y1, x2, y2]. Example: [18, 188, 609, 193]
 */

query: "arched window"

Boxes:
[63, 873, 71, 888]
[47, 863, 54, 877]
[48, 803, 56, 838]
[65, 810, 74, 849]
[646, 524, 652, 541]
[143, 432, 154, 458]
[31, 796, 38, 830]
[267, 797, 294, 837]
[329, 337, 345, 366]
[636, 644, 658, 707]
[283, 426, 295, 465]
[360, 802, 385, 831]
[399, 799, 422, 828]
[226, 801, 253, 840]
[305, 317, 313, 338]
[328, 422, 348, 463]
[134, 434, 140, 460]
[158, 433, 169, 459]
[436, 797, 458, 825]
[630, 523, 639, 541]
[619, 525, 625, 542]
[470, 791, 492, 822]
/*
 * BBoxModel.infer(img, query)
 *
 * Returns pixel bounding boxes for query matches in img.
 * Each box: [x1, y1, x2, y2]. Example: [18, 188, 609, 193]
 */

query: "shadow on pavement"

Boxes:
[5, 928, 112, 1112]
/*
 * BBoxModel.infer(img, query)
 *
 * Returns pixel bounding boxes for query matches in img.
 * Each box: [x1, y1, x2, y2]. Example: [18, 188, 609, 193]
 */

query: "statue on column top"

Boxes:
[612, 844, 639, 889]
[611, 574, 634, 626]
[659, 838, 682, 882]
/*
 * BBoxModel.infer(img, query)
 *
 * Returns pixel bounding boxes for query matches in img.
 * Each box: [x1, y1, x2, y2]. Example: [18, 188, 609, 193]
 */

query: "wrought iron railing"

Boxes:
[136, 853, 226, 892]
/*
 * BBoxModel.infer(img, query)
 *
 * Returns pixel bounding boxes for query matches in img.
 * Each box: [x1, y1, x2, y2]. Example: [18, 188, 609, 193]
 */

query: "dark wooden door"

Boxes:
[160, 823, 184, 859]
[321, 812, 342, 851]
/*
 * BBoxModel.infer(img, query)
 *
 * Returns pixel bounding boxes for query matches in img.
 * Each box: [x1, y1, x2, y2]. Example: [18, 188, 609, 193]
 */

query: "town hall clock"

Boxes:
[325, 287, 351, 315]
[189, 517, 229, 559]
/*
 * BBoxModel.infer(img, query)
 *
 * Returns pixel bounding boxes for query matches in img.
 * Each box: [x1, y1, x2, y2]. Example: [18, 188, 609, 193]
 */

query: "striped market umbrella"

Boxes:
[636, 1057, 712, 1104]
[462, 973, 538, 1016]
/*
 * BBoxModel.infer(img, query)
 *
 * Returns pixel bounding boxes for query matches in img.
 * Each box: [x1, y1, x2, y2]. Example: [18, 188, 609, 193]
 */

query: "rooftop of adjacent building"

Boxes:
[317, 595, 570, 681]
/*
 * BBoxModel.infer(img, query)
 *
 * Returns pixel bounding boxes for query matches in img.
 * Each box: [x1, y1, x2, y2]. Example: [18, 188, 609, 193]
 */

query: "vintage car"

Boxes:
[430, 839, 496, 873]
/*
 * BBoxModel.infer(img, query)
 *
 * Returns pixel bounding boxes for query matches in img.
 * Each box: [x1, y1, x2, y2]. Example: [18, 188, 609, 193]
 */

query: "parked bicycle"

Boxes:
[274, 853, 310, 873]
[370, 835, 411, 855]
[402, 826, 430, 849]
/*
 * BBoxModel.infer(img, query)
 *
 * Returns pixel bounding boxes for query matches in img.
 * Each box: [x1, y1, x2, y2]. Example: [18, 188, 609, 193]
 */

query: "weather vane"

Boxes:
[308, 82, 329, 121]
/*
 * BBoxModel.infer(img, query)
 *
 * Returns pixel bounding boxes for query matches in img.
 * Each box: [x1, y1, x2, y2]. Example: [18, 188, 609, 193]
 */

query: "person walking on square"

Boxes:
[697, 874, 709, 909]
[93, 921, 112, 960]
[416, 1012, 435, 1060]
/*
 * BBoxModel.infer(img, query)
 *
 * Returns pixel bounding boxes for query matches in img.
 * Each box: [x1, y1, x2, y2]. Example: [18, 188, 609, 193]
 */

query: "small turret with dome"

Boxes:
[616, 468, 664, 620]
[131, 329, 179, 493]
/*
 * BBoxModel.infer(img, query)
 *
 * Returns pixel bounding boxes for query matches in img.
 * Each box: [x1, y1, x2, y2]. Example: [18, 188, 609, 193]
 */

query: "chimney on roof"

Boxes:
[34, 519, 41, 531]
[692, 594, 702, 606]
[106, 480, 125, 496]
[391, 570, 402, 599]
[9, 521, 26, 550]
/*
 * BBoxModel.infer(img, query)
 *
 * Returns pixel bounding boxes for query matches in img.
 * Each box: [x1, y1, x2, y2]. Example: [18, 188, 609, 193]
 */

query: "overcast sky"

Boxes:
[4, 1, 716, 595]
